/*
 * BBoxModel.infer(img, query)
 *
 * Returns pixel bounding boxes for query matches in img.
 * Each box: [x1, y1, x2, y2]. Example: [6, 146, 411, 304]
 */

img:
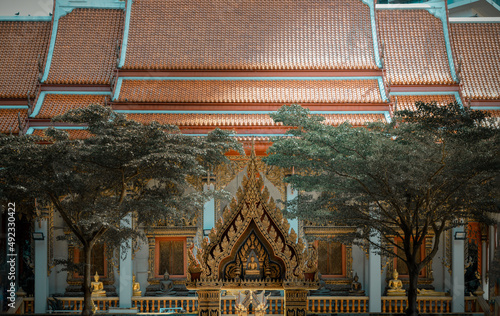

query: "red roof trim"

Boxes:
[117, 69, 384, 78]
[111, 103, 390, 112]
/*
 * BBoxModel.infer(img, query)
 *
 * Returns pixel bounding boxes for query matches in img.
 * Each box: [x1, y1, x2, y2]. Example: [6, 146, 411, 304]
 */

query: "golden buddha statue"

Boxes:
[132, 275, 142, 297]
[387, 270, 405, 296]
[91, 272, 106, 297]
[417, 288, 448, 296]
[245, 256, 260, 276]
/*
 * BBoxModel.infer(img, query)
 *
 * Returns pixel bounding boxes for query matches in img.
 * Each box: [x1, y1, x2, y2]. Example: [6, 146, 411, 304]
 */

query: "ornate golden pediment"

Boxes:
[187, 147, 318, 291]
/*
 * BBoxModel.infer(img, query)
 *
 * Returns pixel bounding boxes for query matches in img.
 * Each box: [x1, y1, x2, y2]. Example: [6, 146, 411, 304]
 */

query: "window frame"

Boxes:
[314, 240, 347, 278]
[72, 243, 108, 280]
[393, 237, 426, 279]
[154, 237, 187, 279]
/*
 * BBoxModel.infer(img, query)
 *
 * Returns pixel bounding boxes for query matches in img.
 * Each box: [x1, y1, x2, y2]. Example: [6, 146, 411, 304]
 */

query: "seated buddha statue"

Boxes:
[309, 272, 331, 296]
[245, 256, 260, 276]
[158, 270, 175, 295]
[91, 272, 106, 297]
[349, 273, 365, 295]
[387, 270, 405, 296]
[132, 275, 142, 297]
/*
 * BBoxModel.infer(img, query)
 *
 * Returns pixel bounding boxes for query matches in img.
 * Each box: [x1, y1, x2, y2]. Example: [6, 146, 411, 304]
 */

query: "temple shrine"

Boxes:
[0, 0, 499, 314]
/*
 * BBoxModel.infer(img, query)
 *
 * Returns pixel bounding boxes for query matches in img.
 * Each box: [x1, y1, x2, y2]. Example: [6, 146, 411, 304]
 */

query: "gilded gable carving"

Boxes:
[187, 148, 318, 291]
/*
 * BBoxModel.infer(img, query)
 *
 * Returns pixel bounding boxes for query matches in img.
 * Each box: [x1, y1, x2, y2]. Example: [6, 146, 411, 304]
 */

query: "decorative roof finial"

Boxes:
[250, 137, 256, 159]
[246, 137, 258, 185]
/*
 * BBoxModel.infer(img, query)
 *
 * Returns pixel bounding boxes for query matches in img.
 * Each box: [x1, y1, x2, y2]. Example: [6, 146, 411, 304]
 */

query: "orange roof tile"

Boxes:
[126, 113, 386, 127]
[393, 94, 457, 112]
[450, 24, 500, 100]
[377, 10, 453, 85]
[483, 110, 500, 129]
[235, 136, 271, 142]
[486, 110, 500, 118]
[0, 109, 28, 134]
[36, 94, 108, 119]
[118, 80, 384, 103]
[32, 128, 92, 140]
[45, 9, 123, 85]
[0, 21, 51, 99]
[124, 0, 377, 70]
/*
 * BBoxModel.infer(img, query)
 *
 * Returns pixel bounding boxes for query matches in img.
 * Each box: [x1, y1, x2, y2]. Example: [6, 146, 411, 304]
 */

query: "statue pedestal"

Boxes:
[244, 273, 261, 280]
[386, 291, 406, 296]
[198, 290, 220, 316]
[285, 290, 308, 316]
[108, 308, 138, 314]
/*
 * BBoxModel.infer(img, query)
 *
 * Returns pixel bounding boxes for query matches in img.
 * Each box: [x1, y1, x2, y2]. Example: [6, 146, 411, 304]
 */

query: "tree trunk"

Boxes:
[82, 244, 94, 316]
[406, 265, 420, 316]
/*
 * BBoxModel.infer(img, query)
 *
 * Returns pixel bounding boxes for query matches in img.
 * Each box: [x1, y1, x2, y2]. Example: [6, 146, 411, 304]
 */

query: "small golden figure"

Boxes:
[417, 288, 448, 296]
[91, 272, 106, 297]
[387, 270, 405, 296]
[245, 256, 260, 276]
[132, 275, 142, 297]
[236, 303, 248, 316]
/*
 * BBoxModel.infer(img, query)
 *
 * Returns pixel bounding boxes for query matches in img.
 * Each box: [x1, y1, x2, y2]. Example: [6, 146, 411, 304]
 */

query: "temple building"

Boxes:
[0, 0, 499, 314]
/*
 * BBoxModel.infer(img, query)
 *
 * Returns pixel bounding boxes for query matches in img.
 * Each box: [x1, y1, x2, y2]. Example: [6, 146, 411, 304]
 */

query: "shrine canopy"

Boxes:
[186, 150, 319, 291]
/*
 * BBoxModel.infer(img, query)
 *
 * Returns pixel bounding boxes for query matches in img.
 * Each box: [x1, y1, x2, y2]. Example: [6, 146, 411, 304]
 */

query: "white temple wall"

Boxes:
[352, 244, 368, 289]
[50, 210, 69, 295]
[133, 229, 149, 296]
[432, 236, 448, 292]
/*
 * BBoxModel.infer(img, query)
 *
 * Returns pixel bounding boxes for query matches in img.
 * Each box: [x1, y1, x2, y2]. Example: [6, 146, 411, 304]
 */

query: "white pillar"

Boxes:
[488, 225, 496, 299]
[368, 231, 382, 313]
[286, 185, 298, 235]
[482, 236, 488, 300]
[34, 219, 48, 313]
[119, 214, 133, 308]
[203, 184, 215, 232]
[452, 226, 465, 313]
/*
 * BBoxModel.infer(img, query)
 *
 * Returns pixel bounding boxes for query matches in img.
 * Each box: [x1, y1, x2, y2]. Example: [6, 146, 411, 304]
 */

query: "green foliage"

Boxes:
[265, 102, 499, 265]
[0, 104, 243, 255]
[265, 102, 499, 316]
[1, 104, 243, 315]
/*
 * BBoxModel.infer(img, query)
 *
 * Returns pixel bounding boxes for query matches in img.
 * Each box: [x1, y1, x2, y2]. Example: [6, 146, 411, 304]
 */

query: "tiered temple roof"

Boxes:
[450, 23, 500, 101]
[123, 0, 377, 70]
[0, 109, 28, 134]
[0, 0, 498, 144]
[31, 128, 91, 139]
[393, 94, 457, 111]
[44, 9, 123, 85]
[126, 113, 385, 130]
[117, 79, 384, 104]
[34, 94, 108, 119]
[0, 21, 51, 99]
[377, 9, 454, 85]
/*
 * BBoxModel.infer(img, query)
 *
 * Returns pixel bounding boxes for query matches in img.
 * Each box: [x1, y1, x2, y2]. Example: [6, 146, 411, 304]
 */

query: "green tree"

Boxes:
[0, 105, 242, 315]
[264, 102, 499, 316]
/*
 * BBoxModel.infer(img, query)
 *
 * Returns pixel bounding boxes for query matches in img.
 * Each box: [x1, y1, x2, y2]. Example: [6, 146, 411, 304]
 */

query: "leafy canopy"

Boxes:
[264, 102, 499, 264]
[0, 105, 243, 249]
